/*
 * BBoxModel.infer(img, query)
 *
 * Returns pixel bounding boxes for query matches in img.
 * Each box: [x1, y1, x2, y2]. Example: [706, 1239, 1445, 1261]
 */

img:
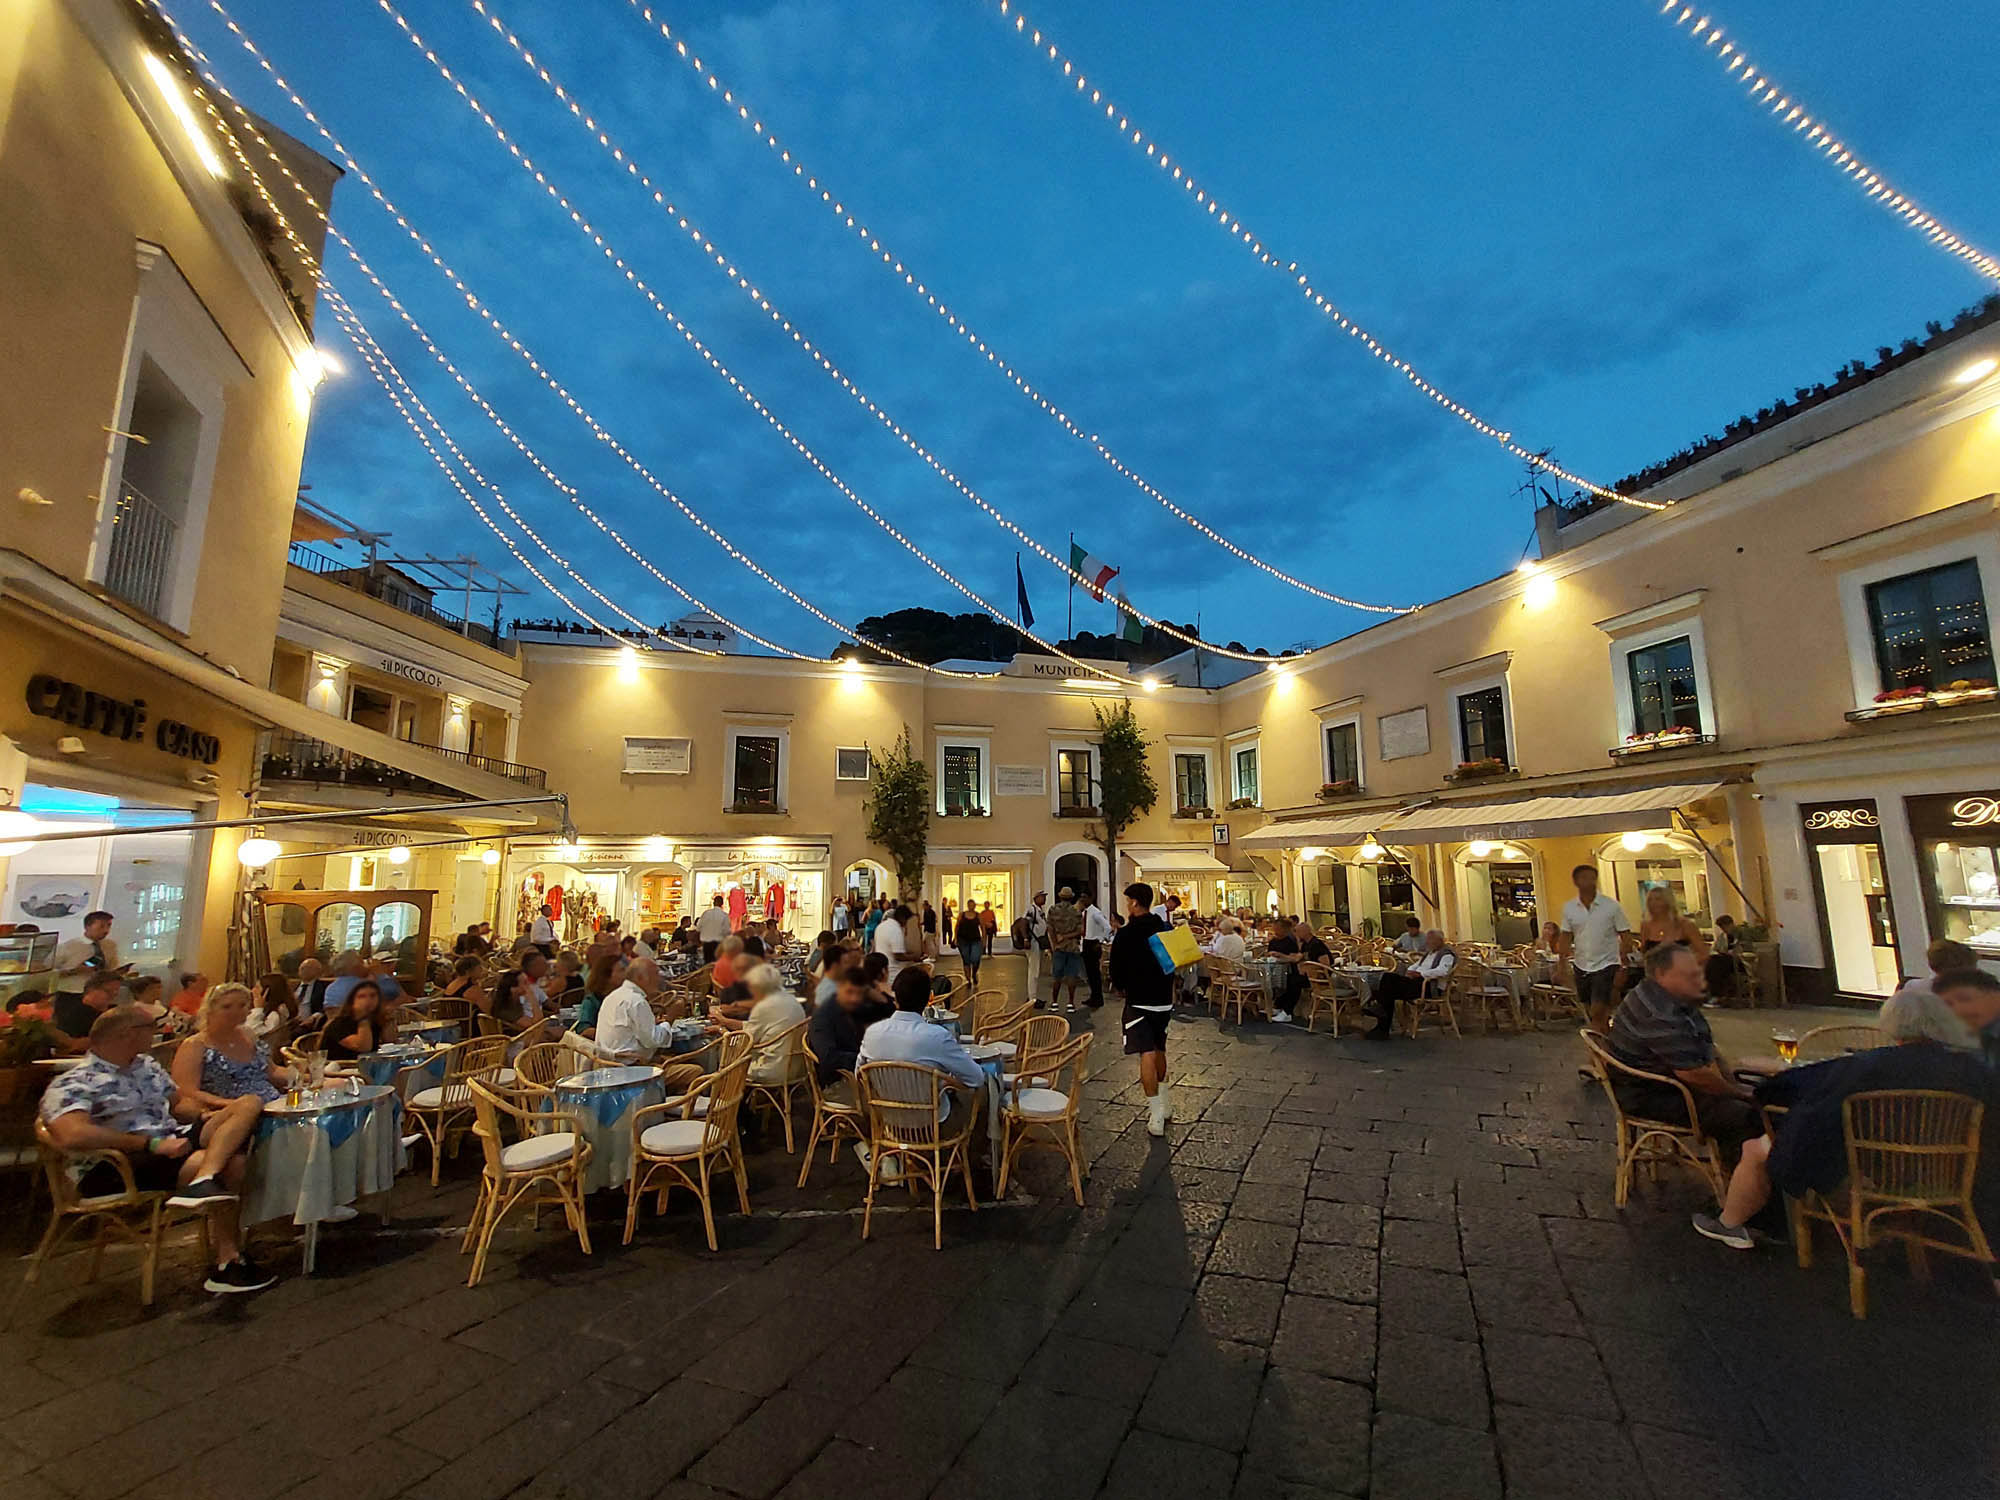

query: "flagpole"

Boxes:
[1066, 531, 1074, 643]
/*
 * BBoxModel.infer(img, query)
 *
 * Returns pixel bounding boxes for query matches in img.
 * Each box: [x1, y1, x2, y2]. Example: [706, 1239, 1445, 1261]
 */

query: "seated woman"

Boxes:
[439, 954, 484, 1003]
[553, 950, 588, 1000]
[171, 981, 289, 1106]
[248, 973, 295, 1040]
[320, 979, 398, 1059]
[859, 950, 893, 1010]
[711, 964, 808, 1083]
[575, 953, 626, 1035]
[1692, 987, 1995, 1250]
[480, 968, 557, 1040]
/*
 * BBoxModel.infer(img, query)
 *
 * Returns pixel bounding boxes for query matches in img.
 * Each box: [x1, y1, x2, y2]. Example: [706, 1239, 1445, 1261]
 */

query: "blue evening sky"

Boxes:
[185, 0, 1998, 655]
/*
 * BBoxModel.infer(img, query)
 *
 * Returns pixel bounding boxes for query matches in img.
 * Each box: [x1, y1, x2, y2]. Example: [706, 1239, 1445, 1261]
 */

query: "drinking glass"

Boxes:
[1772, 1030, 1800, 1066]
[308, 1052, 327, 1092]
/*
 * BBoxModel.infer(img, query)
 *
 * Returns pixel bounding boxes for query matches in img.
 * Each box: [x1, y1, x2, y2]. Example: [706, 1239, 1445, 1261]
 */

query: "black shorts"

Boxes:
[1122, 1007, 1170, 1055]
[77, 1123, 198, 1198]
[1575, 965, 1620, 1013]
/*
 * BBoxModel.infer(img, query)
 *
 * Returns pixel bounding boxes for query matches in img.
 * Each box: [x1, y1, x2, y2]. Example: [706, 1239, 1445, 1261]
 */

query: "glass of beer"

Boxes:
[1772, 1030, 1800, 1066]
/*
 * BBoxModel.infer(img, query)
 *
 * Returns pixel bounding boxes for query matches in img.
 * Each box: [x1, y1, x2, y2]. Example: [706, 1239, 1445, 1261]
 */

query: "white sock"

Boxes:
[1146, 1091, 1167, 1126]
[1157, 1083, 1173, 1121]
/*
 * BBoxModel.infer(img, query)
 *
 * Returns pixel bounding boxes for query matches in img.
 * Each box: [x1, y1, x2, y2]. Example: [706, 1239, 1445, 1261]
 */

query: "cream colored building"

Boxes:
[505, 314, 2000, 1005]
[0, 1, 553, 986]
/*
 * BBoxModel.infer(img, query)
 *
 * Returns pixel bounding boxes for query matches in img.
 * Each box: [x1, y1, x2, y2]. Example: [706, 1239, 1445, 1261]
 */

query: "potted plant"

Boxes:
[1447, 757, 1512, 781]
[1172, 805, 1214, 819]
[1057, 804, 1100, 819]
[0, 1001, 61, 1106]
[1226, 796, 1257, 811]
[1316, 779, 1360, 800]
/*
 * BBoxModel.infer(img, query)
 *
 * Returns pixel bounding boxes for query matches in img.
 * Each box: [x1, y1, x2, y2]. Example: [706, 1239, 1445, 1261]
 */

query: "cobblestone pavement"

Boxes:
[5, 973, 1998, 1500]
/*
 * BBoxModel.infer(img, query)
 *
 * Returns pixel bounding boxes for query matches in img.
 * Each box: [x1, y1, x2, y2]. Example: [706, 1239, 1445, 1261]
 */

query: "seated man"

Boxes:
[1392, 916, 1426, 956]
[1368, 931, 1456, 1040]
[1606, 943, 1770, 1166]
[1265, 917, 1305, 1024]
[858, 966, 987, 1105]
[53, 969, 125, 1052]
[1692, 985, 1996, 1250]
[808, 963, 893, 1085]
[40, 1005, 273, 1294]
[1938, 966, 2000, 1069]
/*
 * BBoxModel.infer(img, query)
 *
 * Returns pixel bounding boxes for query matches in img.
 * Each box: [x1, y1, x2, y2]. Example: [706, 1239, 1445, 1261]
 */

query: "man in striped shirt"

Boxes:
[1607, 944, 1771, 1157]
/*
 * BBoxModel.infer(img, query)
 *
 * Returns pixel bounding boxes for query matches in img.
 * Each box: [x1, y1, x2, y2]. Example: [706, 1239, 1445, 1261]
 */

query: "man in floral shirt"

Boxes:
[40, 1006, 273, 1294]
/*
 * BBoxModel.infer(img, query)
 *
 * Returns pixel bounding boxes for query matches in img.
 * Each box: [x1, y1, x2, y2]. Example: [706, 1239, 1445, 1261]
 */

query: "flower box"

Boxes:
[1609, 731, 1715, 759]
[1316, 780, 1362, 801]
[1443, 759, 1514, 784]
[1846, 682, 1999, 722]
[1172, 806, 1214, 820]
[1225, 797, 1257, 811]
[939, 805, 988, 818]
[725, 801, 784, 815]
[1056, 805, 1099, 819]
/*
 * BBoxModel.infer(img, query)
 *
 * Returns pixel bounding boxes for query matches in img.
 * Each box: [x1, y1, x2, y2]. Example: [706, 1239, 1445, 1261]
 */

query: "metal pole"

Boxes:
[253, 831, 494, 865]
[1672, 808, 1767, 925]
[1367, 834, 1437, 910]
[1066, 531, 1074, 644]
[1, 792, 571, 846]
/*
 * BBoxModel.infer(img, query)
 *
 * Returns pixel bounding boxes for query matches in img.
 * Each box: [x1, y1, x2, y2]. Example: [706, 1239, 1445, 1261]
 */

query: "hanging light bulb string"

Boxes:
[486, 3, 1408, 619]
[985, 1, 1667, 513]
[357, 0, 1126, 683]
[170, 0, 998, 680]
[1653, 2, 2000, 284]
[470, 0, 1404, 637]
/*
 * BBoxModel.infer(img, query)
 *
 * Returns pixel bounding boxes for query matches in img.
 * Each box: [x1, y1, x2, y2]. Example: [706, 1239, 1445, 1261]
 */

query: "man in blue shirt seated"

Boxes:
[858, 967, 986, 1094]
[1938, 967, 2000, 1069]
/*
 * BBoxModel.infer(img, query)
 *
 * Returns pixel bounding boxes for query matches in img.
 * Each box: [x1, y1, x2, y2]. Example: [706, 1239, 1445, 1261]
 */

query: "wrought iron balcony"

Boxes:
[261, 730, 547, 794]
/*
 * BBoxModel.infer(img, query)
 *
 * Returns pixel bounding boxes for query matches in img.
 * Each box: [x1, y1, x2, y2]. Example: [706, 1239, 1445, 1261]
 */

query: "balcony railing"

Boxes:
[104, 481, 178, 618]
[262, 730, 547, 794]
[287, 544, 506, 650]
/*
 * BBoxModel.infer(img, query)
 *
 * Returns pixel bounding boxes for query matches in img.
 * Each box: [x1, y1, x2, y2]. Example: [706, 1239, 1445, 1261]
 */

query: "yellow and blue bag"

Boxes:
[1149, 923, 1203, 974]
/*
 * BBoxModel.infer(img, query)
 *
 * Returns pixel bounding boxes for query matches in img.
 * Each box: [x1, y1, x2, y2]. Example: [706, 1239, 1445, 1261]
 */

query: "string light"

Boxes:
[358, 0, 1128, 682]
[1654, 2, 2000, 285]
[593, 0, 1409, 615]
[986, 1, 1668, 513]
[172, 2, 1007, 683]
[466, 1, 1352, 652]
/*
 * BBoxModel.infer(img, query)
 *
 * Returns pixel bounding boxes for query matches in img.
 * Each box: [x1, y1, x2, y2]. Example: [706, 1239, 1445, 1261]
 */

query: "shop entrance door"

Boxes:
[939, 871, 1013, 947]
[1801, 801, 1898, 998]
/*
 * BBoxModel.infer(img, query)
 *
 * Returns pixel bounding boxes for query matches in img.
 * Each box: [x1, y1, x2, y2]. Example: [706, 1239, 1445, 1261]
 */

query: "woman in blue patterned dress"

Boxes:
[170, 982, 288, 1108]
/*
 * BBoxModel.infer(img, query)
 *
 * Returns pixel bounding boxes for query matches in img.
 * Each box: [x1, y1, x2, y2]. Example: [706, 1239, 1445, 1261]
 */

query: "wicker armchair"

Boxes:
[796, 1040, 865, 1188]
[1002, 1015, 1070, 1091]
[1796, 1024, 1887, 1064]
[1578, 1028, 1726, 1208]
[1455, 960, 1524, 1034]
[462, 1079, 593, 1286]
[624, 1049, 753, 1251]
[856, 1060, 980, 1249]
[1529, 958, 1586, 1027]
[22, 1120, 211, 1306]
[408, 1036, 510, 1185]
[1205, 957, 1265, 1026]
[745, 1016, 810, 1153]
[996, 1033, 1093, 1204]
[1791, 1089, 1994, 1318]
[1403, 965, 1461, 1039]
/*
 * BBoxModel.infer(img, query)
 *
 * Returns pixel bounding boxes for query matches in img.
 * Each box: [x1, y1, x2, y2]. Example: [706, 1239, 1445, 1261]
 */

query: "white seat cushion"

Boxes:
[639, 1119, 711, 1156]
[500, 1132, 577, 1171]
[407, 1084, 466, 1110]
[1011, 1087, 1070, 1121]
[661, 1094, 713, 1117]
[1002, 1074, 1051, 1090]
[493, 1068, 518, 1086]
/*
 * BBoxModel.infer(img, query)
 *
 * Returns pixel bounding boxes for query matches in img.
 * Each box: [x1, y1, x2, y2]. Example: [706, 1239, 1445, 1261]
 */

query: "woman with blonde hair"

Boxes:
[172, 981, 289, 1107]
[1638, 886, 1708, 959]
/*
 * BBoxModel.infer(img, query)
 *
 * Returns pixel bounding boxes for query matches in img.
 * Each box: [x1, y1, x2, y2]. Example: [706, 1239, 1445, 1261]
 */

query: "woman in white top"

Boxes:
[714, 964, 808, 1084]
[1207, 916, 1248, 962]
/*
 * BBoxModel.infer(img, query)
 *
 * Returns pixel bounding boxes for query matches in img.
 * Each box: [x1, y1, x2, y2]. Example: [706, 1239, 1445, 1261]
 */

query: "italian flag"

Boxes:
[1070, 540, 1119, 601]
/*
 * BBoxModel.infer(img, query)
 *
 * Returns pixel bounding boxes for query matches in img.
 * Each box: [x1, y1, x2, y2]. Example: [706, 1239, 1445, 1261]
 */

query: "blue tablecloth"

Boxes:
[353, 1045, 447, 1094]
[243, 1083, 405, 1226]
[552, 1065, 664, 1191]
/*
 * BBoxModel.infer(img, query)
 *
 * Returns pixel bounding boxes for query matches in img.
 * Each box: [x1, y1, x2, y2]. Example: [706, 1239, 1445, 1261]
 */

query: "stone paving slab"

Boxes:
[5, 968, 1998, 1499]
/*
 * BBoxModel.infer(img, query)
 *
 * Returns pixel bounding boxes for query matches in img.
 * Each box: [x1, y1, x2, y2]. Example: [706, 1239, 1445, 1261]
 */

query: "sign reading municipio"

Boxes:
[25, 673, 222, 765]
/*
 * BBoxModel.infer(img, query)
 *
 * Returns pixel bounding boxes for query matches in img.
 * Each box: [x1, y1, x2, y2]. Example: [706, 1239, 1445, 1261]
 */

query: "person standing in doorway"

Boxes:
[1111, 883, 1175, 1136]
[978, 901, 998, 956]
[921, 900, 939, 959]
[52, 911, 125, 1013]
[1080, 889, 1112, 1009]
[831, 897, 850, 938]
[1559, 863, 1635, 1033]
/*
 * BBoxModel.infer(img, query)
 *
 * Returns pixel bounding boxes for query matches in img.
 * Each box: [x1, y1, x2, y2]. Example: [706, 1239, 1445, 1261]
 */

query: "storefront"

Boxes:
[1120, 843, 1231, 915]
[507, 837, 829, 942]
[1908, 792, 2000, 965]
[1797, 799, 1900, 998]
[243, 822, 504, 944]
[927, 846, 1031, 949]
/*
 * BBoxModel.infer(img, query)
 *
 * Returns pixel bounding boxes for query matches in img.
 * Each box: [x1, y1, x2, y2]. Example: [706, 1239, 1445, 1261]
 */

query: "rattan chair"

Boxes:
[1002, 1014, 1070, 1091]
[660, 1029, 750, 1119]
[996, 1033, 1093, 1204]
[624, 1048, 753, 1251]
[1578, 1028, 1726, 1208]
[428, 995, 477, 1029]
[796, 1040, 866, 1187]
[1296, 961, 1338, 1035]
[1796, 1024, 1887, 1063]
[462, 1078, 593, 1286]
[1529, 958, 1586, 1027]
[1456, 960, 1524, 1034]
[856, 1060, 980, 1249]
[1206, 957, 1265, 1025]
[745, 1015, 810, 1153]
[408, 1035, 510, 1185]
[1403, 965, 1461, 1039]
[1791, 1089, 1994, 1318]
[22, 1120, 210, 1306]
[510, 1039, 584, 1105]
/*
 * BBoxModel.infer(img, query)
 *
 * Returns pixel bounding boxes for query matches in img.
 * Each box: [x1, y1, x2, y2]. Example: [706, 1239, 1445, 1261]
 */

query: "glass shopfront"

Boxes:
[1910, 792, 2000, 964]
[1800, 800, 1900, 997]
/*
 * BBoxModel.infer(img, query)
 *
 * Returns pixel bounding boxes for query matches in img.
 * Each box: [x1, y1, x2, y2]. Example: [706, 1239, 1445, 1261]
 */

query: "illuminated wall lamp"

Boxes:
[237, 831, 281, 869]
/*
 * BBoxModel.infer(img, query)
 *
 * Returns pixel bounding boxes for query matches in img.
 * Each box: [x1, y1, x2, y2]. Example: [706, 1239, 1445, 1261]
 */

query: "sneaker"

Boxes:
[1269, 1010, 1292, 1024]
[1691, 1213, 1756, 1251]
[204, 1258, 277, 1295]
[168, 1177, 236, 1209]
[1145, 1111, 1166, 1138]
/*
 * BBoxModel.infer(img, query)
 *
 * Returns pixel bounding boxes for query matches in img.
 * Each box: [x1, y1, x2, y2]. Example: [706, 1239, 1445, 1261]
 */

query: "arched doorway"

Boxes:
[1054, 851, 1100, 906]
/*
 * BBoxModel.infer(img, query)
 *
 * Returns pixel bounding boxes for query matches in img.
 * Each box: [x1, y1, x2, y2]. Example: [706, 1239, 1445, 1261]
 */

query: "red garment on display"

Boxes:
[765, 882, 786, 924]
[727, 886, 748, 930]
[547, 886, 564, 920]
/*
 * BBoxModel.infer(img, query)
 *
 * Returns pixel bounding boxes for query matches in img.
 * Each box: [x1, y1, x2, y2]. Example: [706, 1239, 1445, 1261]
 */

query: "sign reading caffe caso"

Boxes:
[25, 674, 221, 765]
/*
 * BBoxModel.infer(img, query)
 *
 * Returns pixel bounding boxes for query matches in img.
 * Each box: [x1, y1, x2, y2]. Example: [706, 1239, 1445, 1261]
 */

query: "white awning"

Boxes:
[1241, 781, 1726, 851]
[1122, 843, 1230, 874]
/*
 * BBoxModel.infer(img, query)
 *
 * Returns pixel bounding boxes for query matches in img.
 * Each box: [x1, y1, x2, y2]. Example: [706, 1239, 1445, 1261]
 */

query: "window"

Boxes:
[730, 734, 781, 809]
[1173, 753, 1210, 812]
[1233, 745, 1260, 805]
[1324, 722, 1361, 785]
[1627, 635, 1702, 734]
[942, 744, 983, 814]
[1457, 686, 1509, 765]
[835, 747, 871, 781]
[1057, 748, 1094, 810]
[1865, 559, 1995, 694]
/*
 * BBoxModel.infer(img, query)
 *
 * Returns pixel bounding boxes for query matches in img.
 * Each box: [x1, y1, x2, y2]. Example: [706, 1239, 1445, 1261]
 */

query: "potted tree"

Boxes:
[1093, 701, 1159, 892]
[864, 729, 931, 901]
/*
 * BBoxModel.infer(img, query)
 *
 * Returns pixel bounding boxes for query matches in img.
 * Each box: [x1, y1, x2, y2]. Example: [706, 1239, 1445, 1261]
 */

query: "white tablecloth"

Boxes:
[552, 1065, 664, 1192]
[242, 1083, 405, 1226]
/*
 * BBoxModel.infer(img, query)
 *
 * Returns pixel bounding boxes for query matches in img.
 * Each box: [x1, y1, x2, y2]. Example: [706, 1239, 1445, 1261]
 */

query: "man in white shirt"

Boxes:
[1080, 890, 1113, 1010]
[1558, 863, 1636, 1031]
[528, 904, 557, 956]
[873, 903, 913, 984]
[1206, 915, 1248, 962]
[1368, 931, 1456, 1039]
[52, 911, 123, 1004]
[634, 928, 659, 962]
[695, 895, 733, 961]
[589, 959, 706, 1088]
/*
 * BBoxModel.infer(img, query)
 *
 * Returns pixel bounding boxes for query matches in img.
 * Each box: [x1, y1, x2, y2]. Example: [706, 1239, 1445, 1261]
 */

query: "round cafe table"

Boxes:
[243, 1082, 405, 1272]
[401, 1018, 461, 1047]
[551, 1065, 665, 1192]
